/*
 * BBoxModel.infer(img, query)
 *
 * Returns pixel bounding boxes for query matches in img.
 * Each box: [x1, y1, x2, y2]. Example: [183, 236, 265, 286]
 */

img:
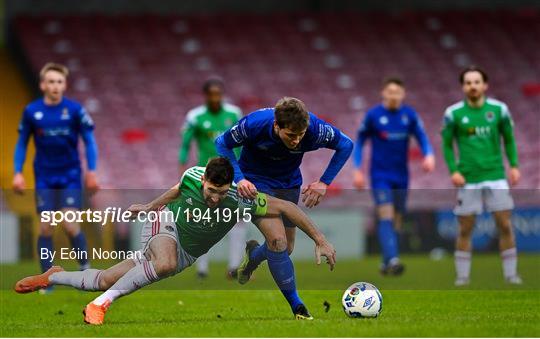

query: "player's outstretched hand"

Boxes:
[509, 167, 520, 186]
[237, 179, 258, 199]
[422, 155, 435, 173]
[12, 173, 25, 195]
[315, 239, 336, 271]
[451, 172, 466, 187]
[127, 203, 153, 219]
[353, 170, 365, 189]
[302, 181, 327, 208]
[85, 171, 100, 196]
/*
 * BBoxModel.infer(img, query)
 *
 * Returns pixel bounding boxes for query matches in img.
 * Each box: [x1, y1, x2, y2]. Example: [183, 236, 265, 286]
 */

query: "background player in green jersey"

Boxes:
[441, 66, 522, 286]
[179, 78, 246, 279]
[14, 158, 336, 325]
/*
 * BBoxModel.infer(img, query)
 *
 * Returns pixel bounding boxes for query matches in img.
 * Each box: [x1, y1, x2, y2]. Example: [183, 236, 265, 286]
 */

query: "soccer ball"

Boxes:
[341, 282, 382, 318]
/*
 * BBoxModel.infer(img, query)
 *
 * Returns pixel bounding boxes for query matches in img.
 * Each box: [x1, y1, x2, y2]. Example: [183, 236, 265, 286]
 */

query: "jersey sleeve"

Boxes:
[441, 108, 458, 174]
[222, 115, 250, 148]
[311, 114, 342, 149]
[14, 108, 33, 173]
[179, 113, 197, 165]
[410, 109, 433, 156]
[353, 111, 372, 168]
[499, 104, 519, 168]
[76, 106, 95, 132]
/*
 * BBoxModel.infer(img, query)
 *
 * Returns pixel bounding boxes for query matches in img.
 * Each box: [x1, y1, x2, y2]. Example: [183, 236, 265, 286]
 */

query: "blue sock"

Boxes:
[37, 235, 53, 273]
[69, 232, 89, 268]
[266, 249, 303, 311]
[377, 219, 399, 265]
[249, 242, 268, 266]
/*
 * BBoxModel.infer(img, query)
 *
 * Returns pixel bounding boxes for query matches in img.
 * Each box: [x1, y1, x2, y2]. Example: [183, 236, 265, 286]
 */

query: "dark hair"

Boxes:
[459, 66, 488, 84]
[204, 157, 234, 186]
[274, 97, 309, 132]
[202, 77, 224, 93]
[382, 77, 404, 88]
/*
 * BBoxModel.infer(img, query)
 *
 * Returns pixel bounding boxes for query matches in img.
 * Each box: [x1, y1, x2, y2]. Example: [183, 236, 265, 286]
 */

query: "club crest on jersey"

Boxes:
[379, 116, 389, 125]
[485, 111, 495, 122]
[401, 115, 409, 125]
[461, 116, 469, 124]
[203, 121, 211, 128]
[34, 111, 43, 120]
[61, 108, 70, 120]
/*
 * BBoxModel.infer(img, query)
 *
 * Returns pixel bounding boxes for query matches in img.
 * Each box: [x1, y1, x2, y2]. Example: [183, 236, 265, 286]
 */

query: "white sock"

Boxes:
[196, 253, 209, 274]
[228, 222, 247, 269]
[455, 250, 472, 280]
[92, 259, 159, 306]
[501, 248, 518, 279]
[49, 269, 102, 291]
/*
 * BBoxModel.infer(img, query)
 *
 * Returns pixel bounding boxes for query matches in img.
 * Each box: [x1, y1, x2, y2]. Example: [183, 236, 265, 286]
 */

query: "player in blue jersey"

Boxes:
[216, 97, 353, 319]
[353, 77, 435, 275]
[12, 63, 99, 283]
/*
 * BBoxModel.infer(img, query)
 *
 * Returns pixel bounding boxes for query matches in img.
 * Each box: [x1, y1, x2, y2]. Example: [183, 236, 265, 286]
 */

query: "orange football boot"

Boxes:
[14, 266, 64, 293]
[83, 300, 111, 325]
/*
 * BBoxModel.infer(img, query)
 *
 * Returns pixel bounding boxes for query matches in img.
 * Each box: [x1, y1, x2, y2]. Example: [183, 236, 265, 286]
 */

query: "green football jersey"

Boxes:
[441, 97, 519, 183]
[179, 104, 242, 166]
[166, 166, 267, 257]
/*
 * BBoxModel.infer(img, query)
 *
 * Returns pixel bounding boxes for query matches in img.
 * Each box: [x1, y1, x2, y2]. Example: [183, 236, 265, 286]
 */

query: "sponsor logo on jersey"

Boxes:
[485, 111, 495, 122]
[34, 111, 44, 120]
[61, 108, 70, 120]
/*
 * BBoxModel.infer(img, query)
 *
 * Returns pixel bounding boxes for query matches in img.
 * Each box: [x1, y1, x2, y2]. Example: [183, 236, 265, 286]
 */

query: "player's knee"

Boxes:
[39, 223, 54, 237]
[458, 225, 473, 238]
[152, 257, 177, 278]
[98, 271, 116, 290]
[267, 235, 287, 252]
[63, 224, 80, 238]
[377, 204, 394, 220]
[498, 222, 513, 238]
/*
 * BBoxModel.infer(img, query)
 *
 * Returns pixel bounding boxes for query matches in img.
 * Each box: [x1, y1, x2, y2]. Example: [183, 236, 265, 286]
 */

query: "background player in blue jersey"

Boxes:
[12, 63, 99, 282]
[216, 97, 353, 318]
[353, 78, 435, 275]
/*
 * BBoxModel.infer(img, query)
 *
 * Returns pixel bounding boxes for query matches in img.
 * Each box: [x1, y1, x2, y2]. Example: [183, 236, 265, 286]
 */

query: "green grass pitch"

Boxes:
[1, 254, 539, 337]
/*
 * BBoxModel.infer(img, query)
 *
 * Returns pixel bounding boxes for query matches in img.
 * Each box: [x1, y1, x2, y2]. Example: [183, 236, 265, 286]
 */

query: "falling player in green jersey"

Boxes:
[14, 158, 336, 325]
[441, 66, 522, 286]
[179, 78, 245, 278]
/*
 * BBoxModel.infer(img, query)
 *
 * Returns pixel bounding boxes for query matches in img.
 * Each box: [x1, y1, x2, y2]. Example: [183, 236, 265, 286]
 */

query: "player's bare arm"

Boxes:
[128, 183, 181, 215]
[263, 195, 336, 270]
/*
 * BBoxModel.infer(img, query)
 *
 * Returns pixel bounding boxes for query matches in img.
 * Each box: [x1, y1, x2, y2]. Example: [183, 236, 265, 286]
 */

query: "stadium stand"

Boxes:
[11, 10, 540, 196]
